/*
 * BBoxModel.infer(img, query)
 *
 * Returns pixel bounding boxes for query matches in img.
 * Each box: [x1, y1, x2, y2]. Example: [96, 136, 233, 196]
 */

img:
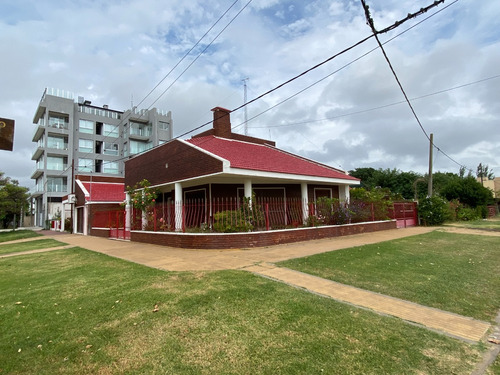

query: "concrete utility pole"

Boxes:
[428, 133, 433, 197]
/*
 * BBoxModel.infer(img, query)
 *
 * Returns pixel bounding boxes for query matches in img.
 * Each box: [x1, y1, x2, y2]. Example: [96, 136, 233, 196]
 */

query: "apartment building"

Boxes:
[31, 88, 173, 227]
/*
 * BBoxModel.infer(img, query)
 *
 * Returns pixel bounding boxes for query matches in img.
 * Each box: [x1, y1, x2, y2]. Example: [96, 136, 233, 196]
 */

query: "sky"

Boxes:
[0, 0, 499, 189]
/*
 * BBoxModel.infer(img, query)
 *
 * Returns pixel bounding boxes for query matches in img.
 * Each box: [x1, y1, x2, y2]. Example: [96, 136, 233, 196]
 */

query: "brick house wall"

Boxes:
[125, 139, 223, 188]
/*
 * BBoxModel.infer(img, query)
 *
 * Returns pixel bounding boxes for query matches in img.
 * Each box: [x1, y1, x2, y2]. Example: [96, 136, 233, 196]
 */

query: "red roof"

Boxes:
[81, 182, 125, 202]
[187, 136, 359, 181]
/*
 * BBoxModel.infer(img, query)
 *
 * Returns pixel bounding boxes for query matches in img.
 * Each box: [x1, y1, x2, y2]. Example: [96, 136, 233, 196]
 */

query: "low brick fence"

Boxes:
[130, 220, 397, 249]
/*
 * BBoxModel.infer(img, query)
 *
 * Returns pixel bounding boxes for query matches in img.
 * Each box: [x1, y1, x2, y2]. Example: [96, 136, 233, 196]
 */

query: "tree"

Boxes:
[476, 163, 494, 185]
[441, 176, 493, 208]
[349, 168, 421, 200]
[0, 172, 30, 229]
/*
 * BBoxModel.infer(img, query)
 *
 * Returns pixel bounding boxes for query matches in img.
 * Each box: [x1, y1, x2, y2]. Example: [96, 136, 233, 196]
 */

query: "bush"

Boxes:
[418, 196, 450, 226]
[456, 207, 480, 221]
[64, 218, 73, 233]
[213, 210, 253, 233]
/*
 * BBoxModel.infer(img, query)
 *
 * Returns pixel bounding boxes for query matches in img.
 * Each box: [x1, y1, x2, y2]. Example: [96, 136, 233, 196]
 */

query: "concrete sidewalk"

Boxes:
[243, 263, 490, 342]
[3, 226, 494, 343]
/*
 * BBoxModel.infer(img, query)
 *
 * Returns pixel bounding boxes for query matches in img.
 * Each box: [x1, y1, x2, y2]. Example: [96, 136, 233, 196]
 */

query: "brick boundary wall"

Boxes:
[90, 228, 111, 238]
[129, 220, 398, 249]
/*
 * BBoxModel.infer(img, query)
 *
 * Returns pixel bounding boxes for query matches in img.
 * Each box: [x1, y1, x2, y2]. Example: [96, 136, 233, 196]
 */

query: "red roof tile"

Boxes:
[187, 136, 359, 181]
[82, 182, 125, 202]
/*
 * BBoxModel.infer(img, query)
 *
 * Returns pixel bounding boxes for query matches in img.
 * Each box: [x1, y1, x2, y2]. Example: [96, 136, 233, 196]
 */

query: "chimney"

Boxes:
[211, 107, 231, 139]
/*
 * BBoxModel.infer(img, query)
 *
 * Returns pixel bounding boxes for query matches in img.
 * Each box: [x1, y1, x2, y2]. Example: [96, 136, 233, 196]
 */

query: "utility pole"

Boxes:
[242, 78, 249, 136]
[428, 133, 433, 197]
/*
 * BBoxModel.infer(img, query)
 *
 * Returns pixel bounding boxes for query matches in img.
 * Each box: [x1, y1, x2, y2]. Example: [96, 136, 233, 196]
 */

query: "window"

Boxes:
[48, 114, 68, 129]
[36, 178, 43, 192]
[47, 177, 67, 193]
[158, 121, 170, 131]
[130, 122, 152, 137]
[47, 136, 68, 150]
[47, 156, 66, 171]
[79, 139, 93, 153]
[103, 123, 119, 136]
[36, 155, 44, 170]
[78, 158, 93, 172]
[130, 140, 152, 155]
[103, 142, 119, 155]
[79, 119, 94, 134]
[103, 161, 119, 175]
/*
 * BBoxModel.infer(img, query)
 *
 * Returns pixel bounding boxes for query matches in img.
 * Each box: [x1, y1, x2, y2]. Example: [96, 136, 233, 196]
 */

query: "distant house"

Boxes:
[125, 107, 360, 231]
[63, 175, 125, 235]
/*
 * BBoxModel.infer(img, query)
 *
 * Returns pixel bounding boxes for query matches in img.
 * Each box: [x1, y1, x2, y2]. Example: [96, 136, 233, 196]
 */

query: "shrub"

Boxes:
[456, 206, 480, 221]
[418, 196, 450, 226]
[213, 210, 253, 233]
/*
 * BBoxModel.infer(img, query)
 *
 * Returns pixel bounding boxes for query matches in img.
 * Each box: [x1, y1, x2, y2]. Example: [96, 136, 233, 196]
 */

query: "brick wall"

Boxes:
[125, 139, 223, 188]
[131, 220, 397, 249]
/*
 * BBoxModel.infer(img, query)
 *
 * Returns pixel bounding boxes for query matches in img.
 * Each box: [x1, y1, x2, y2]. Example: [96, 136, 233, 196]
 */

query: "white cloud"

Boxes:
[0, 0, 498, 188]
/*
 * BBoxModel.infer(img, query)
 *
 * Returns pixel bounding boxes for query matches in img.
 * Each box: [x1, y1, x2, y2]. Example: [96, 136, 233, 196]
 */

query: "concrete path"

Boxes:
[1, 226, 495, 343]
[243, 262, 490, 342]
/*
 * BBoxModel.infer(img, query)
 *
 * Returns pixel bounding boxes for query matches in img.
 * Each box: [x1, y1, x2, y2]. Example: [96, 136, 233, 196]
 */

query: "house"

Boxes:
[64, 175, 126, 235]
[125, 107, 360, 232]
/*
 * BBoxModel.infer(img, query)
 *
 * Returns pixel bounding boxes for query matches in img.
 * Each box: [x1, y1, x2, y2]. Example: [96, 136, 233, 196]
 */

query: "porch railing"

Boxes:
[128, 197, 404, 233]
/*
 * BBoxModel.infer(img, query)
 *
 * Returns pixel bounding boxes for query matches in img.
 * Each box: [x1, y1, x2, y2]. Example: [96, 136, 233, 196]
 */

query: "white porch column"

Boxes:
[83, 205, 88, 236]
[339, 185, 350, 203]
[244, 179, 252, 200]
[72, 205, 77, 234]
[175, 182, 183, 231]
[301, 182, 309, 224]
[125, 193, 131, 232]
[60, 204, 65, 232]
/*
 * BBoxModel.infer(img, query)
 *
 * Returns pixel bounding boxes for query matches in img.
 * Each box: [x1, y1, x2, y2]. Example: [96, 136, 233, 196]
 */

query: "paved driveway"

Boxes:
[43, 227, 436, 271]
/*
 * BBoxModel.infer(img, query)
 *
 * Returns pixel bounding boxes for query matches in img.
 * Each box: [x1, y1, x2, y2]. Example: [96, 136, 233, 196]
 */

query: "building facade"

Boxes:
[31, 88, 173, 227]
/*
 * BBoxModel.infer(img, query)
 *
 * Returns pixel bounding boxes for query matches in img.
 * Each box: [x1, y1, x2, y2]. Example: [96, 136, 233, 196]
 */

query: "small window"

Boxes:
[103, 161, 119, 175]
[78, 139, 93, 153]
[79, 119, 94, 134]
[78, 158, 93, 172]
[103, 123, 119, 136]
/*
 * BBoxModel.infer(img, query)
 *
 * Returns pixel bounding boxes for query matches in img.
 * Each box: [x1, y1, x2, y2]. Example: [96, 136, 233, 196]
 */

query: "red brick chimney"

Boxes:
[211, 107, 231, 139]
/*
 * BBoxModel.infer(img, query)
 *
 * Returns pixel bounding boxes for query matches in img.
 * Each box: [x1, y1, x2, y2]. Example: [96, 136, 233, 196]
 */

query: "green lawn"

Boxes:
[279, 231, 500, 322]
[0, 238, 67, 255]
[0, 248, 483, 375]
[445, 217, 500, 231]
[487, 356, 500, 375]
[0, 230, 42, 243]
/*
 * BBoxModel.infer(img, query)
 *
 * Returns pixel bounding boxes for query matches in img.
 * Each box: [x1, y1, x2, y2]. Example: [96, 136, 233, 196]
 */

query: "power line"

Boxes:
[249, 74, 500, 128]
[360, 0, 472, 172]
[147, 0, 254, 111]
[74, 1, 251, 171]
[230, 0, 459, 132]
[135, 0, 240, 111]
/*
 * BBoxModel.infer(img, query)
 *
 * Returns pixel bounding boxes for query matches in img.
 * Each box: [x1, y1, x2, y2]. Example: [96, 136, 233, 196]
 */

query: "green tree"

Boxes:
[476, 163, 494, 185]
[349, 168, 421, 200]
[441, 176, 493, 208]
[0, 172, 30, 229]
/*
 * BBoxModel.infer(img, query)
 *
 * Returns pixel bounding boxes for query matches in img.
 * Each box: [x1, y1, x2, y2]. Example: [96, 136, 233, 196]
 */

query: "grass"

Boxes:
[279, 231, 500, 322]
[445, 216, 500, 231]
[0, 230, 42, 243]
[487, 356, 500, 375]
[0, 238, 67, 255]
[0, 248, 484, 374]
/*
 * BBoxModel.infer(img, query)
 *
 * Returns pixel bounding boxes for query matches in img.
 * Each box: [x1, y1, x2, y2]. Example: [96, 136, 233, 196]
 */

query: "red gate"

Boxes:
[391, 202, 417, 228]
[92, 210, 130, 240]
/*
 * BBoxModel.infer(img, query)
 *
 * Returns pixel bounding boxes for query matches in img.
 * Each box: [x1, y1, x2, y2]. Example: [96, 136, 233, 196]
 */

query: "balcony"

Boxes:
[32, 124, 45, 142]
[31, 167, 44, 180]
[129, 127, 152, 140]
[31, 147, 44, 160]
